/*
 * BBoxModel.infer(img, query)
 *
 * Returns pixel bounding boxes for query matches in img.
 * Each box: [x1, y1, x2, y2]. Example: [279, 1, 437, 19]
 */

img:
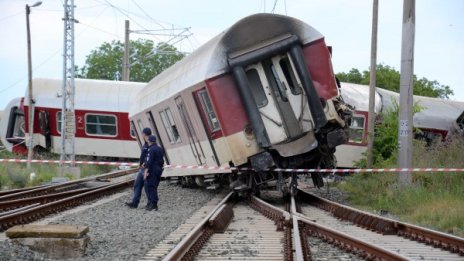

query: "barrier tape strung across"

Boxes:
[1, 159, 464, 173]
[0, 159, 139, 167]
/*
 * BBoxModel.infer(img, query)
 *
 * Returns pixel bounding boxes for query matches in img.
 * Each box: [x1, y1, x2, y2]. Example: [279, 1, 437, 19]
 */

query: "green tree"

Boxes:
[336, 64, 454, 99]
[336, 68, 363, 84]
[78, 39, 185, 82]
[355, 101, 424, 168]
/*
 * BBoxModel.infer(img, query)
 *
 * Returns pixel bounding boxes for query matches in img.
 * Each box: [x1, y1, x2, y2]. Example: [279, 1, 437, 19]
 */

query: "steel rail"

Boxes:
[298, 189, 464, 255]
[295, 213, 409, 261]
[162, 192, 234, 261]
[0, 203, 41, 217]
[0, 187, 99, 212]
[252, 192, 413, 260]
[0, 179, 133, 232]
[249, 195, 301, 260]
[0, 168, 136, 201]
[0, 185, 47, 197]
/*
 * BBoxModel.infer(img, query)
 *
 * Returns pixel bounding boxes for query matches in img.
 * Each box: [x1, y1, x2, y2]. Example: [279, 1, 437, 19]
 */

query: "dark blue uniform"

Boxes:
[144, 143, 164, 210]
[128, 142, 150, 207]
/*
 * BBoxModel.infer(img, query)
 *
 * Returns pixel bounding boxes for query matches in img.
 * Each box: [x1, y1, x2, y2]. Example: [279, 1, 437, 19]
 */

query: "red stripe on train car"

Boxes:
[206, 74, 249, 137]
[302, 39, 339, 100]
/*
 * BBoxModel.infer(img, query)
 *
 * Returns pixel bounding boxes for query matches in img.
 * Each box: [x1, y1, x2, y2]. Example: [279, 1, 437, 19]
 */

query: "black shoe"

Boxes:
[145, 203, 158, 211]
[125, 202, 137, 209]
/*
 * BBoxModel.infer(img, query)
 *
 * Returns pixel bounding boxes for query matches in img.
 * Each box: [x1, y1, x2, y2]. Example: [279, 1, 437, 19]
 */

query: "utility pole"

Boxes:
[367, 0, 378, 168]
[398, 0, 415, 185]
[60, 0, 77, 167]
[122, 20, 130, 81]
[25, 1, 42, 169]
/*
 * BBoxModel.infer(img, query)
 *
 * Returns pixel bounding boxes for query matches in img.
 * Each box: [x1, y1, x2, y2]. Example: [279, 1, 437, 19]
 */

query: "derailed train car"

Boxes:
[335, 82, 464, 168]
[129, 14, 352, 193]
[0, 78, 145, 159]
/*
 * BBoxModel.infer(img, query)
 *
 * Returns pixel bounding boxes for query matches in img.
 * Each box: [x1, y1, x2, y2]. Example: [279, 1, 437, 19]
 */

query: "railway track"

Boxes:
[143, 188, 464, 260]
[0, 169, 136, 232]
[0, 168, 135, 202]
[296, 189, 464, 260]
[2, 168, 462, 260]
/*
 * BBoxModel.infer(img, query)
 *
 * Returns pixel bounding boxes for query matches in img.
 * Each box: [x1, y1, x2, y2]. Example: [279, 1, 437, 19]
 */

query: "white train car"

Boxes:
[335, 82, 464, 168]
[0, 78, 145, 159]
[130, 14, 353, 191]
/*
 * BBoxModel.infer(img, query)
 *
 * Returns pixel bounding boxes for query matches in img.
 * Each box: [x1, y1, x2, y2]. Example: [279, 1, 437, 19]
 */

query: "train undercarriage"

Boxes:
[168, 123, 347, 197]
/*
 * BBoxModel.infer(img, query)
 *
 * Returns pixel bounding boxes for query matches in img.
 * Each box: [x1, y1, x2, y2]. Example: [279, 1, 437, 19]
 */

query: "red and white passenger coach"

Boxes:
[0, 78, 145, 159]
[129, 14, 353, 192]
[336, 82, 464, 168]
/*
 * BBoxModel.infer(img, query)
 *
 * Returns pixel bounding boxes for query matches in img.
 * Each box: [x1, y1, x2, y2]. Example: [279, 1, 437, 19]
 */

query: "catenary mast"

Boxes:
[60, 0, 76, 166]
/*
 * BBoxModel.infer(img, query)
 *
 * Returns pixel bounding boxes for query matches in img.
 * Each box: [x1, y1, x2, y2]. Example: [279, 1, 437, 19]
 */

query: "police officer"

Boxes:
[125, 127, 152, 209]
[143, 135, 164, 211]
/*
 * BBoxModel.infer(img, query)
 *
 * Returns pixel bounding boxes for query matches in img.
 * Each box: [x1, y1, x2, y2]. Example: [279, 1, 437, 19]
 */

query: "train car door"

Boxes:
[146, 111, 170, 164]
[246, 58, 303, 144]
[270, 55, 313, 133]
[175, 96, 206, 165]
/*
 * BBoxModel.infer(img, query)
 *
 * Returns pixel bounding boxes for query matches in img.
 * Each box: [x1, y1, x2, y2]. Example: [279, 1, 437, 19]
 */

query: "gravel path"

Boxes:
[0, 181, 220, 261]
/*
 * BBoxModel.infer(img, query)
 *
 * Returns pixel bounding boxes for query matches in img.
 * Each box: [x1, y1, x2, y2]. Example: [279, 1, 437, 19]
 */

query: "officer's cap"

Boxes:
[142, 128, 152, 136]
[148, 135, 156, 142]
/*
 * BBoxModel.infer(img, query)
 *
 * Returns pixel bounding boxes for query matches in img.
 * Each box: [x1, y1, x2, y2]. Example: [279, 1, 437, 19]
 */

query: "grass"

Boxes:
[0, 141, 115, 190]
[338, 136, 464, 237]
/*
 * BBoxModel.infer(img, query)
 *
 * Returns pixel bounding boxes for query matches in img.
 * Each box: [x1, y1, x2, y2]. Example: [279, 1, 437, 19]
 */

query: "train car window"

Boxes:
[56, 111, 62, 133]
[348, 115, 365, 143]
[246, 69, 268, 108]
[279, 57, 302, 95]
[160, 108, 181, 143]
[137, 119, 144, 134]
[131, 120, 142, 148]
[197, 90, 220, 131]
[270, 64, 289, 102]
[130, 123, 136, 138]
[85, 114, 117, 136]
[457, 111, 464, 130]
[12, 108, 25, 139]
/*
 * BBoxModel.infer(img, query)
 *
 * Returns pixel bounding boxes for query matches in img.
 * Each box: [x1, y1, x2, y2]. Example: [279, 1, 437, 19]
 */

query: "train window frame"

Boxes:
[130, 123, 136, 139]
[348, 114, 366, 144]
[137, 119, 144, 135]
[56, 111, 62, 134]
[7, 106, 26, 141]
[12, 113, 26, 139]
[270, 63, 289, 102]
[246, 68, 268, 108]
[131, 120, 142, 148]
[278, 57, 302, 95]
[159, 107, 182, 144]
[84, 113, 118, 137]
[197, 89, 221, 132]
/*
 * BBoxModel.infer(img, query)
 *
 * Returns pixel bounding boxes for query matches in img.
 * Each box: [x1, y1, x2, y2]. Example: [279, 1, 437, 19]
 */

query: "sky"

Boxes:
[0, 0, 463, 110]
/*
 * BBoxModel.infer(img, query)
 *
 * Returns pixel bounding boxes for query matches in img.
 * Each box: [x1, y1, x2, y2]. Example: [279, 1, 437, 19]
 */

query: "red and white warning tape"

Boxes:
[1, 159, 463, 173]
[0, 159, 139, 167]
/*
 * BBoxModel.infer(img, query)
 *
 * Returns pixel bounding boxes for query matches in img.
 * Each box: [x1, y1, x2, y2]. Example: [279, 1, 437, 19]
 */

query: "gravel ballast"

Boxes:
[0, 181, 219, 261]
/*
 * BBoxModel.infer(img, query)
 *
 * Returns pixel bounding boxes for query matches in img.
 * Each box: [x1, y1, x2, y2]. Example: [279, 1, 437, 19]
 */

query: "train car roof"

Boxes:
[24, 78, 146, 112]
[375, 87, 464, 130]
[130, 13, 325, 117]
[339, 82, 382, 113]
